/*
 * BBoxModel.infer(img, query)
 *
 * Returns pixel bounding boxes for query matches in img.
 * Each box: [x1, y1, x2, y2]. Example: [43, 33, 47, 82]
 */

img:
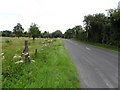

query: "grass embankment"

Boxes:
[1, 37, 80, 88]
[73, 38, 119, 52]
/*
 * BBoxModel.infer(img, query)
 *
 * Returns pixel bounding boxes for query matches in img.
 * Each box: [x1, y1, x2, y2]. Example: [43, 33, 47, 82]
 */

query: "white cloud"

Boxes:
[0, 0, 119, 33]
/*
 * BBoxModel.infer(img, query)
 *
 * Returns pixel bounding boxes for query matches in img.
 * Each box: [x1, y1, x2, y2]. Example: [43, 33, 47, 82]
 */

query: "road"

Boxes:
[62, 39, 118, 88]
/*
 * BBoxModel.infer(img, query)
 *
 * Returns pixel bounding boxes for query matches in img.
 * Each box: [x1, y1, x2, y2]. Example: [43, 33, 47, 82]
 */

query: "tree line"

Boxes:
[1, 23, 63, 40]
[64, 9, 120, 47]
[1, 8, 120, 47]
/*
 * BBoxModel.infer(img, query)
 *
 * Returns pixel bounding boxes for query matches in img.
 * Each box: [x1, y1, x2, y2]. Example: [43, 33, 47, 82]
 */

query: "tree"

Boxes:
[108, 9, 120, 46]
[2, 30, 12, 37]
[83, 13, 106, 43]
[13, 23, 24, 37]
[52, 30, 62, 38]
[64, 29, 75, 38]
[73, 25, 83, 38]
[41, 31, 49, 38]
[28, 23, 41, 40]
[23, 31, 29, 37]
[83, 15, 94, 42]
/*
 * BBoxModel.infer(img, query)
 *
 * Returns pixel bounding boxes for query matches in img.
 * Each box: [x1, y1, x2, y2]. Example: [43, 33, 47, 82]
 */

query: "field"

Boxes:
[1, 37, 80, 88]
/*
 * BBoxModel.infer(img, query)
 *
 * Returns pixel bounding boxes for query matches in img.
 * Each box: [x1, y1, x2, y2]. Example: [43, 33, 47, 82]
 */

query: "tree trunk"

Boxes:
[33, 36, 35, 40]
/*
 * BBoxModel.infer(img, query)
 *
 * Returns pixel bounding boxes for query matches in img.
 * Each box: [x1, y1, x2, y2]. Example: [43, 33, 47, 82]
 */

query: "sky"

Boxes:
[0, 0, 119, 33]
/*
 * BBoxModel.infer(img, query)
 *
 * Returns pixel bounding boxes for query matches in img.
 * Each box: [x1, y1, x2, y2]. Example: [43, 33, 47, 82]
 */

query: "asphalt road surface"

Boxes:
[62, 39, 118, 88]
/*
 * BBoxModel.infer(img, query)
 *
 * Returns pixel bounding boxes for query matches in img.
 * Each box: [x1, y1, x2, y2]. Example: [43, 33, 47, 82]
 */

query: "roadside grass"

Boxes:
[72, 38, 119, 52]
[2, 37, 80, 88]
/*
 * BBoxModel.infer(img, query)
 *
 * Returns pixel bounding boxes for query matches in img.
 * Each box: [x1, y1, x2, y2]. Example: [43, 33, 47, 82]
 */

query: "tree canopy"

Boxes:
[52, 30, 63, 38]
[28, 23, 41, 40]
[13, 23, 24, 37]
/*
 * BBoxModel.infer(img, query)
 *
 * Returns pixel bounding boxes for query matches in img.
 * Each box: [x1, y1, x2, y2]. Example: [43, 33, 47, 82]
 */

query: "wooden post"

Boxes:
[24, 40, 30, 63]
[35, 48, 37, 57]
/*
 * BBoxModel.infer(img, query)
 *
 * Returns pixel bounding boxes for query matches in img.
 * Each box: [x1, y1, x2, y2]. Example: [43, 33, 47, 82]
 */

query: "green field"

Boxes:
[1, 37, 80, 88]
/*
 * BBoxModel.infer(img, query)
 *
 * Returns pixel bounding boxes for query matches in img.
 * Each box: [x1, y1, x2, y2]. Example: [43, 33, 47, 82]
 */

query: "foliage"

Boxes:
[52, 30, 63, 38]
[28, 23, 41, 40]
[64, 8, 120, 48]
[82, 9, 120, 47]
[83, 13, 106, 43]
[13, 23, 24, 37]
[109, 9, 120, 47]
[64, 25, 87, 41]
[64, 28, 75, 38]
[1, 30, 12, 37]
[23, 31, 29, 37]
[41, 31, 49, 38]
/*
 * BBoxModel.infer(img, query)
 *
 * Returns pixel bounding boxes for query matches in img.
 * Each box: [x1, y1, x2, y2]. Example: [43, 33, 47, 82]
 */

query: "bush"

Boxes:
[5, 40, 12, 44]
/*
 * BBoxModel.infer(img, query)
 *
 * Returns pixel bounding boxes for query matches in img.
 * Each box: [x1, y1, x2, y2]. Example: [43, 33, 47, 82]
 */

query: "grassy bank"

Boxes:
[73, 38, 119, 52]
[1, 37, 80, 88]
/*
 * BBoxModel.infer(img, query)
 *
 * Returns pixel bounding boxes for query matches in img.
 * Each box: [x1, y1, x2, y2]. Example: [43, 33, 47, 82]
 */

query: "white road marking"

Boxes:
[74, 43, 78, 45]
[104, 79, 114, 88]
[83, 80, 90, 88]
[86, 47, 91, 50]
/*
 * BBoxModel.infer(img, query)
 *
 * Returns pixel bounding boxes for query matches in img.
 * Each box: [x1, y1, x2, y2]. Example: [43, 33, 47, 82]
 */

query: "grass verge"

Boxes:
[73, 38, 119, 52]
[2, 37, 80, 88]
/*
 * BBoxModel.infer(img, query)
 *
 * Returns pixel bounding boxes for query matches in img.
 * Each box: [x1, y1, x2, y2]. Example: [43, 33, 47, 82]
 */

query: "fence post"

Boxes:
[24, 40, 30, 63]
[35, 48, 37, 57]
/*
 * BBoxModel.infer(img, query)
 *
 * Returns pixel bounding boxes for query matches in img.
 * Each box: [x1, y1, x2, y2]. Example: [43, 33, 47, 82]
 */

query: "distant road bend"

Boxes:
[62, 39, 118, 88]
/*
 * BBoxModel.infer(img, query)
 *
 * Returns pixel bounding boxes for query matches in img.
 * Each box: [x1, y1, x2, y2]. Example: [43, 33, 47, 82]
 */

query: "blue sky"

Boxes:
[0, 0, 119, 33]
